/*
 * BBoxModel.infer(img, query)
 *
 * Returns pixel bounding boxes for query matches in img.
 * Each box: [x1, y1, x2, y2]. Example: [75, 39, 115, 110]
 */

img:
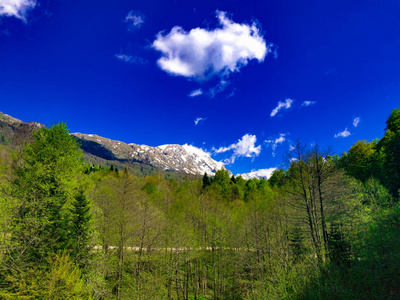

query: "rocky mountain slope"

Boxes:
[72, 133, 226, 176]
[0, 112, 43, 145]
[72, 133, 224, 175]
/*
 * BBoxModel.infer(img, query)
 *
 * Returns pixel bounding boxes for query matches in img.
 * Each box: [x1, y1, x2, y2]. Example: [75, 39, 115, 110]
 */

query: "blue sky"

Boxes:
[1, 0, 399, 175]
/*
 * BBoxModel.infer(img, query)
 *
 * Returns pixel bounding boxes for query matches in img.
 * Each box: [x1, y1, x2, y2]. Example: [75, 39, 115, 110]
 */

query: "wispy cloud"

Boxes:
[188, 88, 203, 97]
[265, 133, 286, 157]
[213, 134, 261, 164]
[194, 117, 206, 125]
[227, 89, 236, 98]
[353, 117, 360, 127]
[273, 47, 279, 59]
[334, 128, 351, 138]
[152, 11, 271, 80]
[209, 79, 230, 98]
[115, 54, 147, 65]
[270, 98, 293, 117]
[302, 100, 316, 107]
[0, 0, 36, 22]
[125, 10, 145, 30]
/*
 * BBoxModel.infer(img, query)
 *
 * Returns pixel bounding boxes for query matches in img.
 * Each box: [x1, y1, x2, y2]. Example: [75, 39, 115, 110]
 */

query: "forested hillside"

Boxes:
[0, 109, 399, 299]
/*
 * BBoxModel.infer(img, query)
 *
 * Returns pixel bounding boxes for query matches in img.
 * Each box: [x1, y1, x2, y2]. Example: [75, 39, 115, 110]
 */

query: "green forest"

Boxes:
[0, 109, 399, 300]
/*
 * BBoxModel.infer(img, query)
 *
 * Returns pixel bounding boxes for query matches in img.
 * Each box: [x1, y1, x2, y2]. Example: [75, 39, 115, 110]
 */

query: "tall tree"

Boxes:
[286, 143, 338, 262]
[71, 187, 92, 269]
[9, 123, 85, 266]
[212, 169, 231, 199]
[202, 172, 211, 189]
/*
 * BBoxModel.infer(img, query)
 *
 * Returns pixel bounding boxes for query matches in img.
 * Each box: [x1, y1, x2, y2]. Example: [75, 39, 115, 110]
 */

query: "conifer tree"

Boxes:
[71, 188, 92, 269]
[9, 123, 85, 266]
[202, 172, 211, 188]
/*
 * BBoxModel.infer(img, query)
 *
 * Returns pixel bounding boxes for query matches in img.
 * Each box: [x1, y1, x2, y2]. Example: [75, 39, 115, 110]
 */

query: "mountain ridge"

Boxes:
[72, 132, 226, 176]
[0, 111, 272, 179]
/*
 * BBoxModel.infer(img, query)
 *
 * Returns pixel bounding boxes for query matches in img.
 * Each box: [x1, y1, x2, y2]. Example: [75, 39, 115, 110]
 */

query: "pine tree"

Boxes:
[9, 123, 85, 266]
[71, 188, 92, 269]
[202, 172, 211, 188]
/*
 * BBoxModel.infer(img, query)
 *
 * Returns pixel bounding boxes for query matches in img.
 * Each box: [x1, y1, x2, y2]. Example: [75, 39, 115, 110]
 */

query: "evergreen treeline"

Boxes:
[0, 109, 399, 299]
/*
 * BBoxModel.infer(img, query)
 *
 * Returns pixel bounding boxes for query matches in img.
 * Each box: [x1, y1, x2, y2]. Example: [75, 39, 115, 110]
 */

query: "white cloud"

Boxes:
[213, 134, 261, 164]
[115, 54, 147, 65]
[0, 0, 36, 22]
[194, 117, 206, 125]
[334, 128, 351, 138]
[152, 11, 270, 80]
[289, 145, 295, 151]
[270, 98, 293, 117]
[125, 10, 144, 30]
[188, 88, 203, 97]
[353, 117, 360, 127]
[265, 133, 286, 157]
[182, 143, 212, 156]
[302, 100, 316, 107]
[238, 167, 277, 180]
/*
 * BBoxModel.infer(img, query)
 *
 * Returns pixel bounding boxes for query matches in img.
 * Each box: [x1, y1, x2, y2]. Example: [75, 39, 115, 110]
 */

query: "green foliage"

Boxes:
[376, 108, 400, 199]
[339, 140, 377, 182]
[0, 110, 399, 299]
[71, 188, 92, 269]
[10, 123, 85, 265]
[142, 181, 158, 195]
[297, 182, 400, 299]
[0, 253, 92, 300]
[212, 168, 231, 195]
[0, 123, 93, 299]
[340, 109, 400, 199]
[268, 168, 286, 188]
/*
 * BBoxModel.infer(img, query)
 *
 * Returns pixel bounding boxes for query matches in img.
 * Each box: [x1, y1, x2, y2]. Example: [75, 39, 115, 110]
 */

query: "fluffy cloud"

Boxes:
[302, 100, 316, 107]
[334, 128, 351, 138]
[188, 88, 203, 97]
[238, 167, 277, 180]
[125, 10, 144, 30]
[353, 117, 360, 127]
[194, 117, 206, 125]
[265, 133, 286, 157]
[115, 54, 147, 65]
[270, 98, 293, 117]
[213, 134, 261, 164]
[152, 11, 270, 80]
[0, 0, 36, 22]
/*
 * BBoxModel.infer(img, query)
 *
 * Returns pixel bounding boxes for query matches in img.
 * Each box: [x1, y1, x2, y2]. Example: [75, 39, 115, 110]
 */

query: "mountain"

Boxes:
[72, 133, 226, 176]
[0, 111, 43, 146]
[0, 112, 23, 125]
[0, 111, 227, 176]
